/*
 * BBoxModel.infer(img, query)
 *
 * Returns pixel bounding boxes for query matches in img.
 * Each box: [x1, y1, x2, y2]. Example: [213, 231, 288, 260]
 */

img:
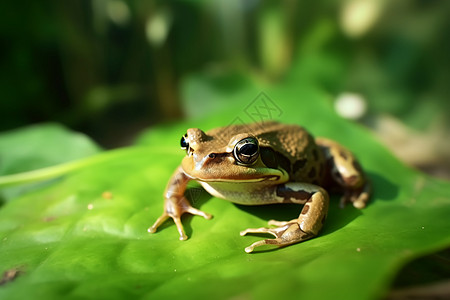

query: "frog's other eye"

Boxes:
[180, 134, 189, 152]
[233, 137, 259, 165]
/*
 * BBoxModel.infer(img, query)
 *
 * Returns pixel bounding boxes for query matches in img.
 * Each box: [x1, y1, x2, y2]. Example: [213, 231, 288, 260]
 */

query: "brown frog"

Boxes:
[149, 122, 371, 253]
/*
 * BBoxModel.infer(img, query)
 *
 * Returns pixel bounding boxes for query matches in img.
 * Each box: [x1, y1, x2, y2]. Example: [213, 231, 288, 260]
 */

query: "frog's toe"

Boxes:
[244, 238, 283, 253]
[352, 194, 368, 209]
[340, 181, 371, 209]
[173, 216, 188, 240]
[241, 223, 313, 253]
[148, 213, 189, 240]
[240, 226, 282, 239]
[148, 213, 170, 233]
[241, 227, 289, 253]
[339, 188, 370, 209]
[186, 206, 213, 220]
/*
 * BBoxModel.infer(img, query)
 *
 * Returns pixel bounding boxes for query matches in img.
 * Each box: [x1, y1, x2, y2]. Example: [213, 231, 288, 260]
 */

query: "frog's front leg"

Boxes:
[240, 183, 329, 253]
[148, 167, 212, 240]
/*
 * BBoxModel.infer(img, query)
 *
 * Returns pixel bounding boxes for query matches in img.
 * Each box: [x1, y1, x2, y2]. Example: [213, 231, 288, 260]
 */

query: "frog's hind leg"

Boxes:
[240, 183, 328, 253]
[316, 138, 371, 209]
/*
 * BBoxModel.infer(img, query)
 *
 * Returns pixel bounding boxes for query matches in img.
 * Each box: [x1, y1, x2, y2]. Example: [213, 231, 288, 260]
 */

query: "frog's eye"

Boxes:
[233, 137, 259, 165]
[180, 134, 189, 152]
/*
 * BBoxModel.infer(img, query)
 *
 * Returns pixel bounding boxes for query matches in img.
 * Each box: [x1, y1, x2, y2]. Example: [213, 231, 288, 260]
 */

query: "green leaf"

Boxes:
[1, 78, 449, 300]
[0, 123, 101, 202]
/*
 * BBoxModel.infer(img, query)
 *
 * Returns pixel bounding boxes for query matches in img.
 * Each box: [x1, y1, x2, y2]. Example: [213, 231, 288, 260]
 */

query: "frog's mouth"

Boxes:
[181, 158, 289, 183]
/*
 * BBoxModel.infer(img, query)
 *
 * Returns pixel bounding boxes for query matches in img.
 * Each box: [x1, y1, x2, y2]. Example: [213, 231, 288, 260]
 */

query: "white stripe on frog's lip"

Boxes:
[187, 175, 281, 183]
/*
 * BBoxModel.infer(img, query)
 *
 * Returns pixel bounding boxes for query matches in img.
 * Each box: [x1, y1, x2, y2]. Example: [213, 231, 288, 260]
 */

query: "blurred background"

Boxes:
[1, 0, 449, 178]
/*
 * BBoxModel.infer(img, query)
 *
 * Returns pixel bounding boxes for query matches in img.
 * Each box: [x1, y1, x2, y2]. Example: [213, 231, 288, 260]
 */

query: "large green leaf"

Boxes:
[0, 78, 449, 300]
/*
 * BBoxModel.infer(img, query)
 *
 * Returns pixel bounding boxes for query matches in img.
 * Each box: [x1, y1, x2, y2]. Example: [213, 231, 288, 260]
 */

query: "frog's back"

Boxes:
[208, 122, 325, 184]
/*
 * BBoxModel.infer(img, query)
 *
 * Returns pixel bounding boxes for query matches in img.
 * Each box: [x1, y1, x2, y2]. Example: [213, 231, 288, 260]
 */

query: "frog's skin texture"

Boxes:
[149, 122, 371, 253]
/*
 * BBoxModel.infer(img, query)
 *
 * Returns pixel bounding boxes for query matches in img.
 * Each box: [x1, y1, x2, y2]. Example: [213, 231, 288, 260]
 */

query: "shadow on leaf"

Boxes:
[368, 172, 399, 202]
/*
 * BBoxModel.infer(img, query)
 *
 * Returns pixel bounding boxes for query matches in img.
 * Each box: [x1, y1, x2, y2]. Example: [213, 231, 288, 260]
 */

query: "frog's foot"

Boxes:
[148, 196, 212, 241]
[339, 181, 371, 209]
[240, 222, 313, 253]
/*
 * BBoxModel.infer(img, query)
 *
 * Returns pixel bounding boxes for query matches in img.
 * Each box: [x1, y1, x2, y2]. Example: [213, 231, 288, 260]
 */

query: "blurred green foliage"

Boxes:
[1, 0, 449, 146]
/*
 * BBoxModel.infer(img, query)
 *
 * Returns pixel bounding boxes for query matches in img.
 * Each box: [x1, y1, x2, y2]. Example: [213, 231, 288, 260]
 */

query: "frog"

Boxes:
[149, 122, 371, 253]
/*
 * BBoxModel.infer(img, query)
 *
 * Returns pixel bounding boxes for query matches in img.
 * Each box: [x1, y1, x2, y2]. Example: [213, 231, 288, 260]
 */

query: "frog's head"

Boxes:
[179, 128, 288, 183]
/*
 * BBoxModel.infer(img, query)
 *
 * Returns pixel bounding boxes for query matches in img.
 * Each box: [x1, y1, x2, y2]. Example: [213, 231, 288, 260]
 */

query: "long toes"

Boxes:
[240, 226, 285, 239]
[242, 223, 315, 253]
[240, 227, 274, 237]
[148, 214, 169, 233]
[173, 217, 188, 240]
[187, 207, 213, 220]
